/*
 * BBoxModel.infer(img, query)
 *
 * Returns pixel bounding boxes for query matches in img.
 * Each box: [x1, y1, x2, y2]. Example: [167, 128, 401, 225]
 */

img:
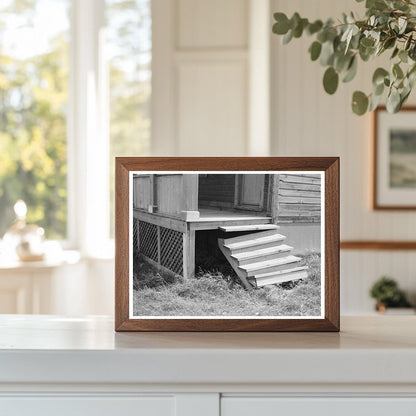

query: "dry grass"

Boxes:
[132, 253, 321, 317]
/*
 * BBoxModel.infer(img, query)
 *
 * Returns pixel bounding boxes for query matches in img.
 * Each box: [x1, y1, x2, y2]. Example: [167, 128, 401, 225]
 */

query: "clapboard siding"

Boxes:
[156, 175, 183, 216]
[198, 174, 236, 206]
[133, 175, 152, 210]
[276, 174, 321, 223]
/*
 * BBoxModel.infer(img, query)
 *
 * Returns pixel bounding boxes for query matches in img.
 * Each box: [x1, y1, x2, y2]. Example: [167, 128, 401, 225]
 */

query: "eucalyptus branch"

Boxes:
[272, 0, 416, 115]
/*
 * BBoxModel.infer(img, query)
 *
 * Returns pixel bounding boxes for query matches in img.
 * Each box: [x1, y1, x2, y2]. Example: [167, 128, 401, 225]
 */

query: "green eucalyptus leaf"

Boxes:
[369, 92, 383, 111]
[323, 67, 339, 94]
[393, 0, 409, 11]
[309, 41, 322, 61]
[334, 52, 352, 72]
[399, 49, 408, 63]
[372, 67, 389, 85]
[387, 87, 401, 113]
[352, 91, 369, 115]
[383, 37, 396, 50]
[398, 17, 407, 34]
[320, 40, 335, 66]
[342, 56, 358, 82]
[391, 47, 399, 59]
[405, 34, 413, 51]
[282, 29, 293, 44]
[307, 20, 323, 35]
[374, 82, 385, 96]
[273, 13, 290, 34]
[360, 37, 375, 48]
[366, 0, 388, 10]
[293, 18, 309, 38]
[393, 63, 404, 79]
[359, 44, 375, 61]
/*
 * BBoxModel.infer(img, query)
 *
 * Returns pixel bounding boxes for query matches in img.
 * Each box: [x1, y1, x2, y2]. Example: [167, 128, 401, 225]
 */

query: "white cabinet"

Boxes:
[222, 398, 416, 416]
[1, 397, 175, 416]
[0, 316, 415, 416]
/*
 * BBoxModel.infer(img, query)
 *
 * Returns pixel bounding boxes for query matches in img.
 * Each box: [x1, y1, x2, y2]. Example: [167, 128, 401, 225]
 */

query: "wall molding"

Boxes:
[340, 241, 416, 250]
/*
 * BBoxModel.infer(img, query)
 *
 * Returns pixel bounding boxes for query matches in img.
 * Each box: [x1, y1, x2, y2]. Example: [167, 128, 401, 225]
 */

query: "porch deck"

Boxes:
[190, 208, 272, 231]
[197, 208, 271, 222]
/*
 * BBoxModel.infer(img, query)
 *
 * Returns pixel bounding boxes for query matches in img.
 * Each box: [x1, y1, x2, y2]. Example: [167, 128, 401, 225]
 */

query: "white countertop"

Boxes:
[0, 315, 415, 386]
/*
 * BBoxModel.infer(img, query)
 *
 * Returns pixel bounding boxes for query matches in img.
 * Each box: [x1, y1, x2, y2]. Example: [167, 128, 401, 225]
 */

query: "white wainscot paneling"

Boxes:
[177, 0, 248, 49]
[177, 60, 247, 156]
[221, 397, 416, 416]
[0, 396, 175, 416]
[341, 251, 416, 315]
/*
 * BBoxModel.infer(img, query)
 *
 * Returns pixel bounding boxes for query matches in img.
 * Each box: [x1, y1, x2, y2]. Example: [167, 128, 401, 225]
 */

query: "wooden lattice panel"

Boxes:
[160, 226, 183, 275]
[138, 220, 158, 263]
[136, 219, 184, 276]
[133, 217, 139, 257]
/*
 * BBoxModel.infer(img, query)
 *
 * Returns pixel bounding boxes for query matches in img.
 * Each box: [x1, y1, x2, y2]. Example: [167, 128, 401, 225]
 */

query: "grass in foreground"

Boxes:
[133, 253, 321, 317]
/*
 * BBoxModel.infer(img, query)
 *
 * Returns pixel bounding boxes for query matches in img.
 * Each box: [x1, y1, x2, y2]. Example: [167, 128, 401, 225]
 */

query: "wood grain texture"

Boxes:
[115, 157, 340, 332]
[341, 241, 416, 250]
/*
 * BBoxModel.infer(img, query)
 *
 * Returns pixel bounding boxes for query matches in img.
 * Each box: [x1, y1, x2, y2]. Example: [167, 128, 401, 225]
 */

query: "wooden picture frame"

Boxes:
[373, 106, 416, 210]
[115, 157, 339, 332]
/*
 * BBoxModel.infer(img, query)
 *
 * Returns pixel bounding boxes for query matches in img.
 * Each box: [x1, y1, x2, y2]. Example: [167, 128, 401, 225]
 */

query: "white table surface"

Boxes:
[0, 315, 415, 386]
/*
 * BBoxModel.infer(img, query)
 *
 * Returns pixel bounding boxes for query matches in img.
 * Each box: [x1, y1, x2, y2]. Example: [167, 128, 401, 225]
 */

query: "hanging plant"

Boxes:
[272, 0, 416, 115]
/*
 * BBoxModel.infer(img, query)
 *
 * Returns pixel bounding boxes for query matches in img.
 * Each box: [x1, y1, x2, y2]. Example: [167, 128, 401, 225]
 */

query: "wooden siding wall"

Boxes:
[198, 174, 236, 207]
[156, 175, 183, 217]
[276, 174, 321, 223]
[133, 175, 151, 210]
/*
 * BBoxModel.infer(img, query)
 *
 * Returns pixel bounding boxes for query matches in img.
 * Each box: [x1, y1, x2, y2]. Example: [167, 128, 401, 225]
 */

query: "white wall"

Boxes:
[73, 0, 416, 316]
[152, 0, 271, 156]
[271, 0, 416, 313]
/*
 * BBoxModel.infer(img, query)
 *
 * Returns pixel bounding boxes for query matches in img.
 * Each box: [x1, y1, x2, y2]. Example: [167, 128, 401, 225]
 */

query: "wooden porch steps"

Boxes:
[240, 255, 302, 276]
[232, 244, 293, 265]
[224, 232, 287, 254]
[219, 224, 279, 232]
[218, 228, 308, 289]
[254, 267, 309, 287]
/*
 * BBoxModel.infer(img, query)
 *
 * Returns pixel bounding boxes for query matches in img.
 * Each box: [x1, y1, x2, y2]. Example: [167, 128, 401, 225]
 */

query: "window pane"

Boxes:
[0, 0, 70, 239]
[106, 0, 151, 237]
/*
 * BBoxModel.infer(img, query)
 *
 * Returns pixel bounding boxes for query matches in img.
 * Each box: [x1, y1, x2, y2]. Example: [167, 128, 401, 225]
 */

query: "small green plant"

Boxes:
[369, 276, 411, 308]
[272, 0, 416, 115]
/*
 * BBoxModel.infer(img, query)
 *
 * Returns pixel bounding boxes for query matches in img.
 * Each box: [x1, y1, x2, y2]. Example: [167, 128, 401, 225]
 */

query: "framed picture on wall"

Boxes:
[374, 106, 416, 209]
[115, 157, 339, 332]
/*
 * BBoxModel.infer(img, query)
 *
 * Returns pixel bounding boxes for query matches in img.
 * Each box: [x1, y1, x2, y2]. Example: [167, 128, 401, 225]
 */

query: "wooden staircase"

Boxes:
[218, 225, 308, 289]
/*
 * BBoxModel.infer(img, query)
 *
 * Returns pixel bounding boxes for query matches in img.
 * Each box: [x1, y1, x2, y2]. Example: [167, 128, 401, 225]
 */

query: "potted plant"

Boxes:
[369, 276, 414, 313]
[272, 0, 416, 115]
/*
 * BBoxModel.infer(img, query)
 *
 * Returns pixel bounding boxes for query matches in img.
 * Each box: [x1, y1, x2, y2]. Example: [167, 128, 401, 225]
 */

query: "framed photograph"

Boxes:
[374, 106, 416, 209]
[115, 157, 339, 332]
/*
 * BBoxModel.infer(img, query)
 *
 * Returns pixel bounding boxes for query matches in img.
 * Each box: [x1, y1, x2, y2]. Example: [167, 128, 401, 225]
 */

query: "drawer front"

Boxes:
[222, 397, 416, 416]
[0, 396, 175, 416]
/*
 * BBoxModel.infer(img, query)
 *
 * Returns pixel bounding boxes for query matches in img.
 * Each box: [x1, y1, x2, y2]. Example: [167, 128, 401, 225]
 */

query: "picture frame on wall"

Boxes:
[374, 106, 416, 210]
[115, 157, 340, 332]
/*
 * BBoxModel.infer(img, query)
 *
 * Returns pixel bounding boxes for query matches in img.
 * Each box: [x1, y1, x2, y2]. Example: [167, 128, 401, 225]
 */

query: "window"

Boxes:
[0, 0, 70, 239]
[0, 0, 151, 251]
[106, 0, 151, 237]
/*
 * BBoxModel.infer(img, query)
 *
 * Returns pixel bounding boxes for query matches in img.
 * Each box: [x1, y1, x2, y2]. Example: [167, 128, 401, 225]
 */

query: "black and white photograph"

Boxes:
[130, 172, 324, 318]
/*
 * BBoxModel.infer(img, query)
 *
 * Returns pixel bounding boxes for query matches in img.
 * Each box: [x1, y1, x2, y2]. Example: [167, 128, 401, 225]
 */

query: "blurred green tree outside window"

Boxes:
[0, 0, 151, 241]
[107, 0, 151, 237]
[0, 0, 70, 239]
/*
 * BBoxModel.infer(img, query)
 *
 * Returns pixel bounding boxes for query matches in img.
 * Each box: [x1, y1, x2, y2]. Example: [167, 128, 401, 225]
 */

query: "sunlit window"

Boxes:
[0, 0, 70, 239]
[0, 0, 151, 245]
[106, 0, 151, 237]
